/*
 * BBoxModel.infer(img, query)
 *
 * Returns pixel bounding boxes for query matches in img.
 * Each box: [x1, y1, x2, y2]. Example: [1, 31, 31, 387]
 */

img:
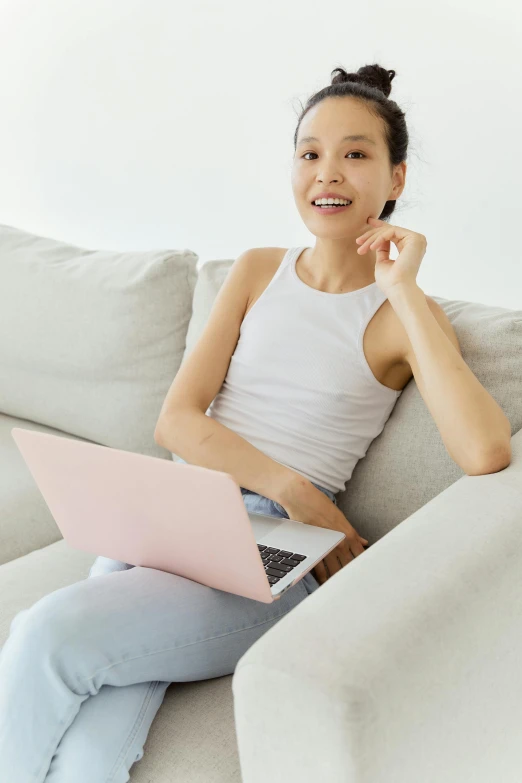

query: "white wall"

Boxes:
[0, 0, 520, 308]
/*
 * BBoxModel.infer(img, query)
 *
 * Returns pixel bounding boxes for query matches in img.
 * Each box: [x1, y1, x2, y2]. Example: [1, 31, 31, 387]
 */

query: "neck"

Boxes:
[301, 240, 377, 293]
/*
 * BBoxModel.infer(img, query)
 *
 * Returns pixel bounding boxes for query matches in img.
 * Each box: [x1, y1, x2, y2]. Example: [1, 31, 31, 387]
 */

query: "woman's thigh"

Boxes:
[23, 558, 315, 688]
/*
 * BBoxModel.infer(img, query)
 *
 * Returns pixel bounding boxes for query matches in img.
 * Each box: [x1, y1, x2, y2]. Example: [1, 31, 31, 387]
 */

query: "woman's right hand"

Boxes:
[279, 480, 368, 584]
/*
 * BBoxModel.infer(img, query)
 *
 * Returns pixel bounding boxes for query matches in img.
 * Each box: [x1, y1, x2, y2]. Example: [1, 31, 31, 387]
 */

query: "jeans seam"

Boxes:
[83, 604, 301, 686]
[105, 680, 161, 782]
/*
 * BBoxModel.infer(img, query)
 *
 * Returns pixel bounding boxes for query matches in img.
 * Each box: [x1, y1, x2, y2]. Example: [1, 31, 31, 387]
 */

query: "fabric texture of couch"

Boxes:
[1, 223, 521, 782]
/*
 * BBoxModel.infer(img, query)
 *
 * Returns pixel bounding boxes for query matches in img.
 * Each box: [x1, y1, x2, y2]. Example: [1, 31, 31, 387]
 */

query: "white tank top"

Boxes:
[206, 246, 403, 494]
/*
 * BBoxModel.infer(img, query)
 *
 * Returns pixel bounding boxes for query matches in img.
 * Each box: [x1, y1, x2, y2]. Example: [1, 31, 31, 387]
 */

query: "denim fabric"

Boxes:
[0, 457, 336, 782]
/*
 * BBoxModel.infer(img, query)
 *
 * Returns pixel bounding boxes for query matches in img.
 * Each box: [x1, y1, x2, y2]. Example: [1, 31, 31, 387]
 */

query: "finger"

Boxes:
[356, 223, 387, 242]
[312, 560, 328, 585]
[358, 229, 388, 253]
[371, 238, 392, 263]
[370, 236, 389, 248]
[369, 231, 393, 248]
[357, 229, 381, 247]
[340, 537, 364, 561]
[355, 229, 377, 243]
[323, 557, 331, 580]
[328, 552, 352, 574]
[340, 540, 355, 555]
[339, 545, 355, 564]
[323, 554, 337, 579]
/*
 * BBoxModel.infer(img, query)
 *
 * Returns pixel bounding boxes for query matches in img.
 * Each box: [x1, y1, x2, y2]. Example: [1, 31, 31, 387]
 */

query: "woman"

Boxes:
[0, 63, 509, 782]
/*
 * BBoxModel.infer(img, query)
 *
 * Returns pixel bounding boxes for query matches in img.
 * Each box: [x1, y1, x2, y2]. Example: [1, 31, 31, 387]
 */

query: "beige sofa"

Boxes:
[1, 222, 521, 782]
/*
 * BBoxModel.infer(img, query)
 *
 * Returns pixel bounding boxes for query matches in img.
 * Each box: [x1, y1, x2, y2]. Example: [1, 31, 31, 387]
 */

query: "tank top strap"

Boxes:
[259, 246, 303, 293]
[356, 283, 392, 351]
[277, 247, 302, 275]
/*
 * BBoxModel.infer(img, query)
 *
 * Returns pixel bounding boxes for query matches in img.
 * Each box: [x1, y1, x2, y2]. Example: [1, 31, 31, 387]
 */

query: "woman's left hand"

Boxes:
[355, 217, 427, 296]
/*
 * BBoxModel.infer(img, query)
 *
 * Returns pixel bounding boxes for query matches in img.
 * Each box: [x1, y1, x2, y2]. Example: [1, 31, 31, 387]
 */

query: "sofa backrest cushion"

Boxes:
[0, 223, 198, 458]
[181, 260, 522, 536]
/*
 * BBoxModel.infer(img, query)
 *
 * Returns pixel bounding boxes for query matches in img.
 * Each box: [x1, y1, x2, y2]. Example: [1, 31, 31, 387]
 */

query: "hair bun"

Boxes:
[331, 64, 395, 98]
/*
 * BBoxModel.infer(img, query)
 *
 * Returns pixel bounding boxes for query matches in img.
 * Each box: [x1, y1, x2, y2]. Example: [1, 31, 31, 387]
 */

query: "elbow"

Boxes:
[154, 417, 168, 446]
[154, 409, 189, 448]
[465, 441, 512, 476]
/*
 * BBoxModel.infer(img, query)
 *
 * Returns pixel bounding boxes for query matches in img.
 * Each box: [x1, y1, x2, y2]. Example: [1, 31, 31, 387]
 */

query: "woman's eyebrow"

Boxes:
[297, 134, 377, 147]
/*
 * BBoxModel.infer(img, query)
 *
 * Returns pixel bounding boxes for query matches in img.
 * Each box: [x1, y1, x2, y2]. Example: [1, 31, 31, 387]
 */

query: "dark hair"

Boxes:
[293, 64, 408, 221]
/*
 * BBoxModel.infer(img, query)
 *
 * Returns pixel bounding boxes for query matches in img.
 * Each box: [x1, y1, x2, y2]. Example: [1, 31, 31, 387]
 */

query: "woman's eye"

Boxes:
[302, 151, 365, 160]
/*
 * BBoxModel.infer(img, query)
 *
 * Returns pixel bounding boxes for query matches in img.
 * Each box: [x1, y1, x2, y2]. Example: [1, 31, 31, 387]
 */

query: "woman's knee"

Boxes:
[10, 583, 97, 660]
[88, 556, 134, 578]
[9, 606, 30, 635]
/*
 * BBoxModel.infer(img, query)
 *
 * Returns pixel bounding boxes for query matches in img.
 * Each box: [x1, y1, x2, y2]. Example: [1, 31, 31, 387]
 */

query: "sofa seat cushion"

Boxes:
[0, 538, 242, 782]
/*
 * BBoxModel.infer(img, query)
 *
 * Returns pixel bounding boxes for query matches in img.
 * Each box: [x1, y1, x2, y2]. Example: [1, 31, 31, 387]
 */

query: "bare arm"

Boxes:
[390, 284, 511, 473]
[155, 408, 310, 506]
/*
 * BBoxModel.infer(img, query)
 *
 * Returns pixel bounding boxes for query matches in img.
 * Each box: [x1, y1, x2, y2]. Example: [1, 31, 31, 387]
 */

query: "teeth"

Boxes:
[313, 198, 351, 206]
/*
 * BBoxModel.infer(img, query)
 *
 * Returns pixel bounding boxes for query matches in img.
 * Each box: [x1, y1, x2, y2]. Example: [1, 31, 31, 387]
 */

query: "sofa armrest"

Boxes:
[233, 428, 522, 783]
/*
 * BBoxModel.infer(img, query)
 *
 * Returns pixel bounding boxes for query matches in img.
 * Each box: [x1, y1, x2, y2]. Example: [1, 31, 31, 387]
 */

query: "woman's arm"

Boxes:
[389, 283, 512, 475]
[156, 408, 311, 504]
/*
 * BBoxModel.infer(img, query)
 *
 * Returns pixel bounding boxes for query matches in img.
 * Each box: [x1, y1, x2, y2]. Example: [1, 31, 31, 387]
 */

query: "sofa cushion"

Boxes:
[181, 260, 522, 540]
[0, 223, 198, 459]
[0, 540, 242, 782]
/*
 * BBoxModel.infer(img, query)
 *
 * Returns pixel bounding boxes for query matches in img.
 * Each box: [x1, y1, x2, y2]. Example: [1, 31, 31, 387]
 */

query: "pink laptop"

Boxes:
[11, 427, 345, 604]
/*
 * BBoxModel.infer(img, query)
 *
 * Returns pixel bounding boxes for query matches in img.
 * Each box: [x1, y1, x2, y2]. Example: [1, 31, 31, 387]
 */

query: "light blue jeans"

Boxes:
[0, 459, 336, 782]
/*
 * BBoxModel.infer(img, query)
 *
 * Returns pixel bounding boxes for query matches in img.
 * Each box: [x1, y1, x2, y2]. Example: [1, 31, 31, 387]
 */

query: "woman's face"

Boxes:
[291, 97, 403, 239]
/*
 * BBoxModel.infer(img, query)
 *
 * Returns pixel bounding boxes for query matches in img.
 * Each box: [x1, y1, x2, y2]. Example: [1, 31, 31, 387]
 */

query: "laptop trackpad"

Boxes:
[248, 512, 288, 539]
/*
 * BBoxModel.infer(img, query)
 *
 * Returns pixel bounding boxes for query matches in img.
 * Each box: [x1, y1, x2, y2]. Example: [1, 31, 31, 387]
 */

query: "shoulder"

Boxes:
[245, 246, 288, 284]
[248, 246, 287, 268]
[233, 246, 285, 285]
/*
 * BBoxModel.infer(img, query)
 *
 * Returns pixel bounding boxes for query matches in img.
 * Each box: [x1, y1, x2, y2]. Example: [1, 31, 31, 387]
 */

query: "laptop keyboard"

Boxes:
[257, 544, 307, 586]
